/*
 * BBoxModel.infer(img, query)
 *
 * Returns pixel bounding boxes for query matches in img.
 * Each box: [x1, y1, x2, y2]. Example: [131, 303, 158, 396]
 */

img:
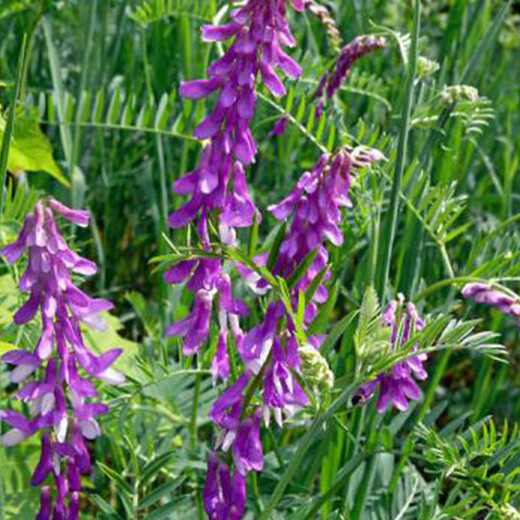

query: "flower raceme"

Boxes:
[166, 0, 305, 366]
[1, 200, 123, 520]
[462, 282, 520, 323]
[172, 0, 304, 234]
[315, 35, 386, 117]
[201, 147, 385, 519]
[358, 296, 428, 413]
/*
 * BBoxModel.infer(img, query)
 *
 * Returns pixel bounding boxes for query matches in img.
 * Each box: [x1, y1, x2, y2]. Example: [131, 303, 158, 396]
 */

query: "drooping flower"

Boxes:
[1, 200, 123, 519]
[269, 146, 385, 322]
[358, 297, 428, 413]
[166, 0, 303, 385]
[462, 282, 520, 323]
[203, 454, 246, 520]
[315, 35, 386, 117]
[172, 0, 303, 233]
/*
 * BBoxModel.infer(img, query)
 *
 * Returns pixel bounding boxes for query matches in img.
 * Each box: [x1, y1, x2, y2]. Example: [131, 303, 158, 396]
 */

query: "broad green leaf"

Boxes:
[0, 108, 69, 186]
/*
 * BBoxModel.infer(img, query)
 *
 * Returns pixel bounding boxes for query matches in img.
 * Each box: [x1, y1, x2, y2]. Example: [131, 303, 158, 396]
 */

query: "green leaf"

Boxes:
[0, 108, 69, 186]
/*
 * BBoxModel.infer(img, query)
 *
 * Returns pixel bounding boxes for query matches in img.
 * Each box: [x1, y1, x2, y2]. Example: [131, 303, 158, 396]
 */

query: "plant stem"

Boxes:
[375, 0, 421, 301]
[0, 36, 28, 231]
[259, 383, 358, 520]
[0, 35, 28, 520]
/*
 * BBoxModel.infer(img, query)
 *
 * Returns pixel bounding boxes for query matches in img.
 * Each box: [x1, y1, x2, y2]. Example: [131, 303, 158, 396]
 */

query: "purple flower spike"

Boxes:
[171, 0, 302, 238]
[358, 296, 428, 413]
[462, 282, 520, 323]
[315, 35, 386, 116]
[1, 199, 124, 519]
[268, 148, 384, 323]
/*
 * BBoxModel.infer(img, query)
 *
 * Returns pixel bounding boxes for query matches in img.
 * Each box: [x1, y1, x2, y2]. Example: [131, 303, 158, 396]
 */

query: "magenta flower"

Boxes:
[269, 147, 385, 322]
[1, 200, 123, 519]
[172, 0, 302, 233]
[203, 454, 246, 520]
[359, 298, 428, 413]
[315, 35, 386, 117]
[462, 282, 520, 323]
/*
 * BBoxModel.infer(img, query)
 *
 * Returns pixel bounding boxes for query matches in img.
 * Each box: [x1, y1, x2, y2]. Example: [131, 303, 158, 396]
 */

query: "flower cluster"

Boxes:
[202, 148, 384, 517]
[172, 0, 304, 234]
[1, 200, 123, 520]
[462, 282, 520, 323]
[269, 146, 385, 321]
[358, 296, 428, 413]
[166, 0, 306, 374]
[165, 2, 390, 518]
[315, 35, 386, 117]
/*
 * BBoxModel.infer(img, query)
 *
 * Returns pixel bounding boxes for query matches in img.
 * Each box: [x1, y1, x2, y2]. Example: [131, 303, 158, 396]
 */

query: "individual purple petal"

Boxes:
[49, 199, 90, 227]
[31, 436, 53, 486]
[35, 487, 52, 520]
[180, 79, 220, 99]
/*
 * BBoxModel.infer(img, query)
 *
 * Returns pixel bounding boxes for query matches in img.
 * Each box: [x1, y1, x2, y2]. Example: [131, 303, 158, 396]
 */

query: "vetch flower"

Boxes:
[462, 282, 520, 323]
[1, 200, 124, 519]
[358, 297, 428, 413]
[203, 454, 246, 520]
[315, 35, 386, 117]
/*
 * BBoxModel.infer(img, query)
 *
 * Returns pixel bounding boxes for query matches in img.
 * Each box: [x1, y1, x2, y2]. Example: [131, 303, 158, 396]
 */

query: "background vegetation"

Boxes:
[1, 0, 520, 519]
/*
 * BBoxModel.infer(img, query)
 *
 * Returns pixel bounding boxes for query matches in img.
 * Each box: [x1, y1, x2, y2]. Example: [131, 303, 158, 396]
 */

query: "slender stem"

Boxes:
[0, 36, 28, 231]
[375, 0, 421, 300]
[190, 372, 202, 450]
[259, 383, 358, 520]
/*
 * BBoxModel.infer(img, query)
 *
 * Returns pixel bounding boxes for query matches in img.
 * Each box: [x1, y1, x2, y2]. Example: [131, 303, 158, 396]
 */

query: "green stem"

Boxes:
[0, 36, 28, 231]
[259, 383, 358, 520]
[375, 0, 421, 300]
[190, 372, 202, 450]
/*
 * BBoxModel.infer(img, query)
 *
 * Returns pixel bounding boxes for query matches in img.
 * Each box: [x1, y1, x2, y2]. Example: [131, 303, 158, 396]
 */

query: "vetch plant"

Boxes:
[1, 200, 123, 520]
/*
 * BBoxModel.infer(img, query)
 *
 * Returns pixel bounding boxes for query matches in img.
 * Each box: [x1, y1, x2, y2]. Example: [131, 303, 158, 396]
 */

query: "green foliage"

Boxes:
[0, 108, 69, 186]
[1, 1, 520, 519]
[417, 419, 520, 519]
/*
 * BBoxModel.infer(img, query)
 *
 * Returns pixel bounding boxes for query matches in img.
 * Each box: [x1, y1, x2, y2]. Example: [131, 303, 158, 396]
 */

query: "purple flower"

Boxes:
[35, 487, 52, 520]
[262, 339, 309, 426]
[269, 148, 384, 323]
[1, 200, 124, 519]
[173, 0, 302, 235]
[203, 454, 246, 520]
[462, 282, 520, 322]
[209, 371, 252, 446]
[359, 297, 428, 413]
[315, 35, 386, 116]
[232, 411, 264, 475]
[268, 116, 290, 138]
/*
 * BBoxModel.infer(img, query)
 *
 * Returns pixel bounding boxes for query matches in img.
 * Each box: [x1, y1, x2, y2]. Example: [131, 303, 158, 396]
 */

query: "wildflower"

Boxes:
[1, 200, 123, 519]
[315, 35, 386, 117]
[203, 454, 246, 520]
[358, 297, 428, 413]
[174, 0, 303, 232]
[269, 147, 385, 322]
[462, 282, 520, 322]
